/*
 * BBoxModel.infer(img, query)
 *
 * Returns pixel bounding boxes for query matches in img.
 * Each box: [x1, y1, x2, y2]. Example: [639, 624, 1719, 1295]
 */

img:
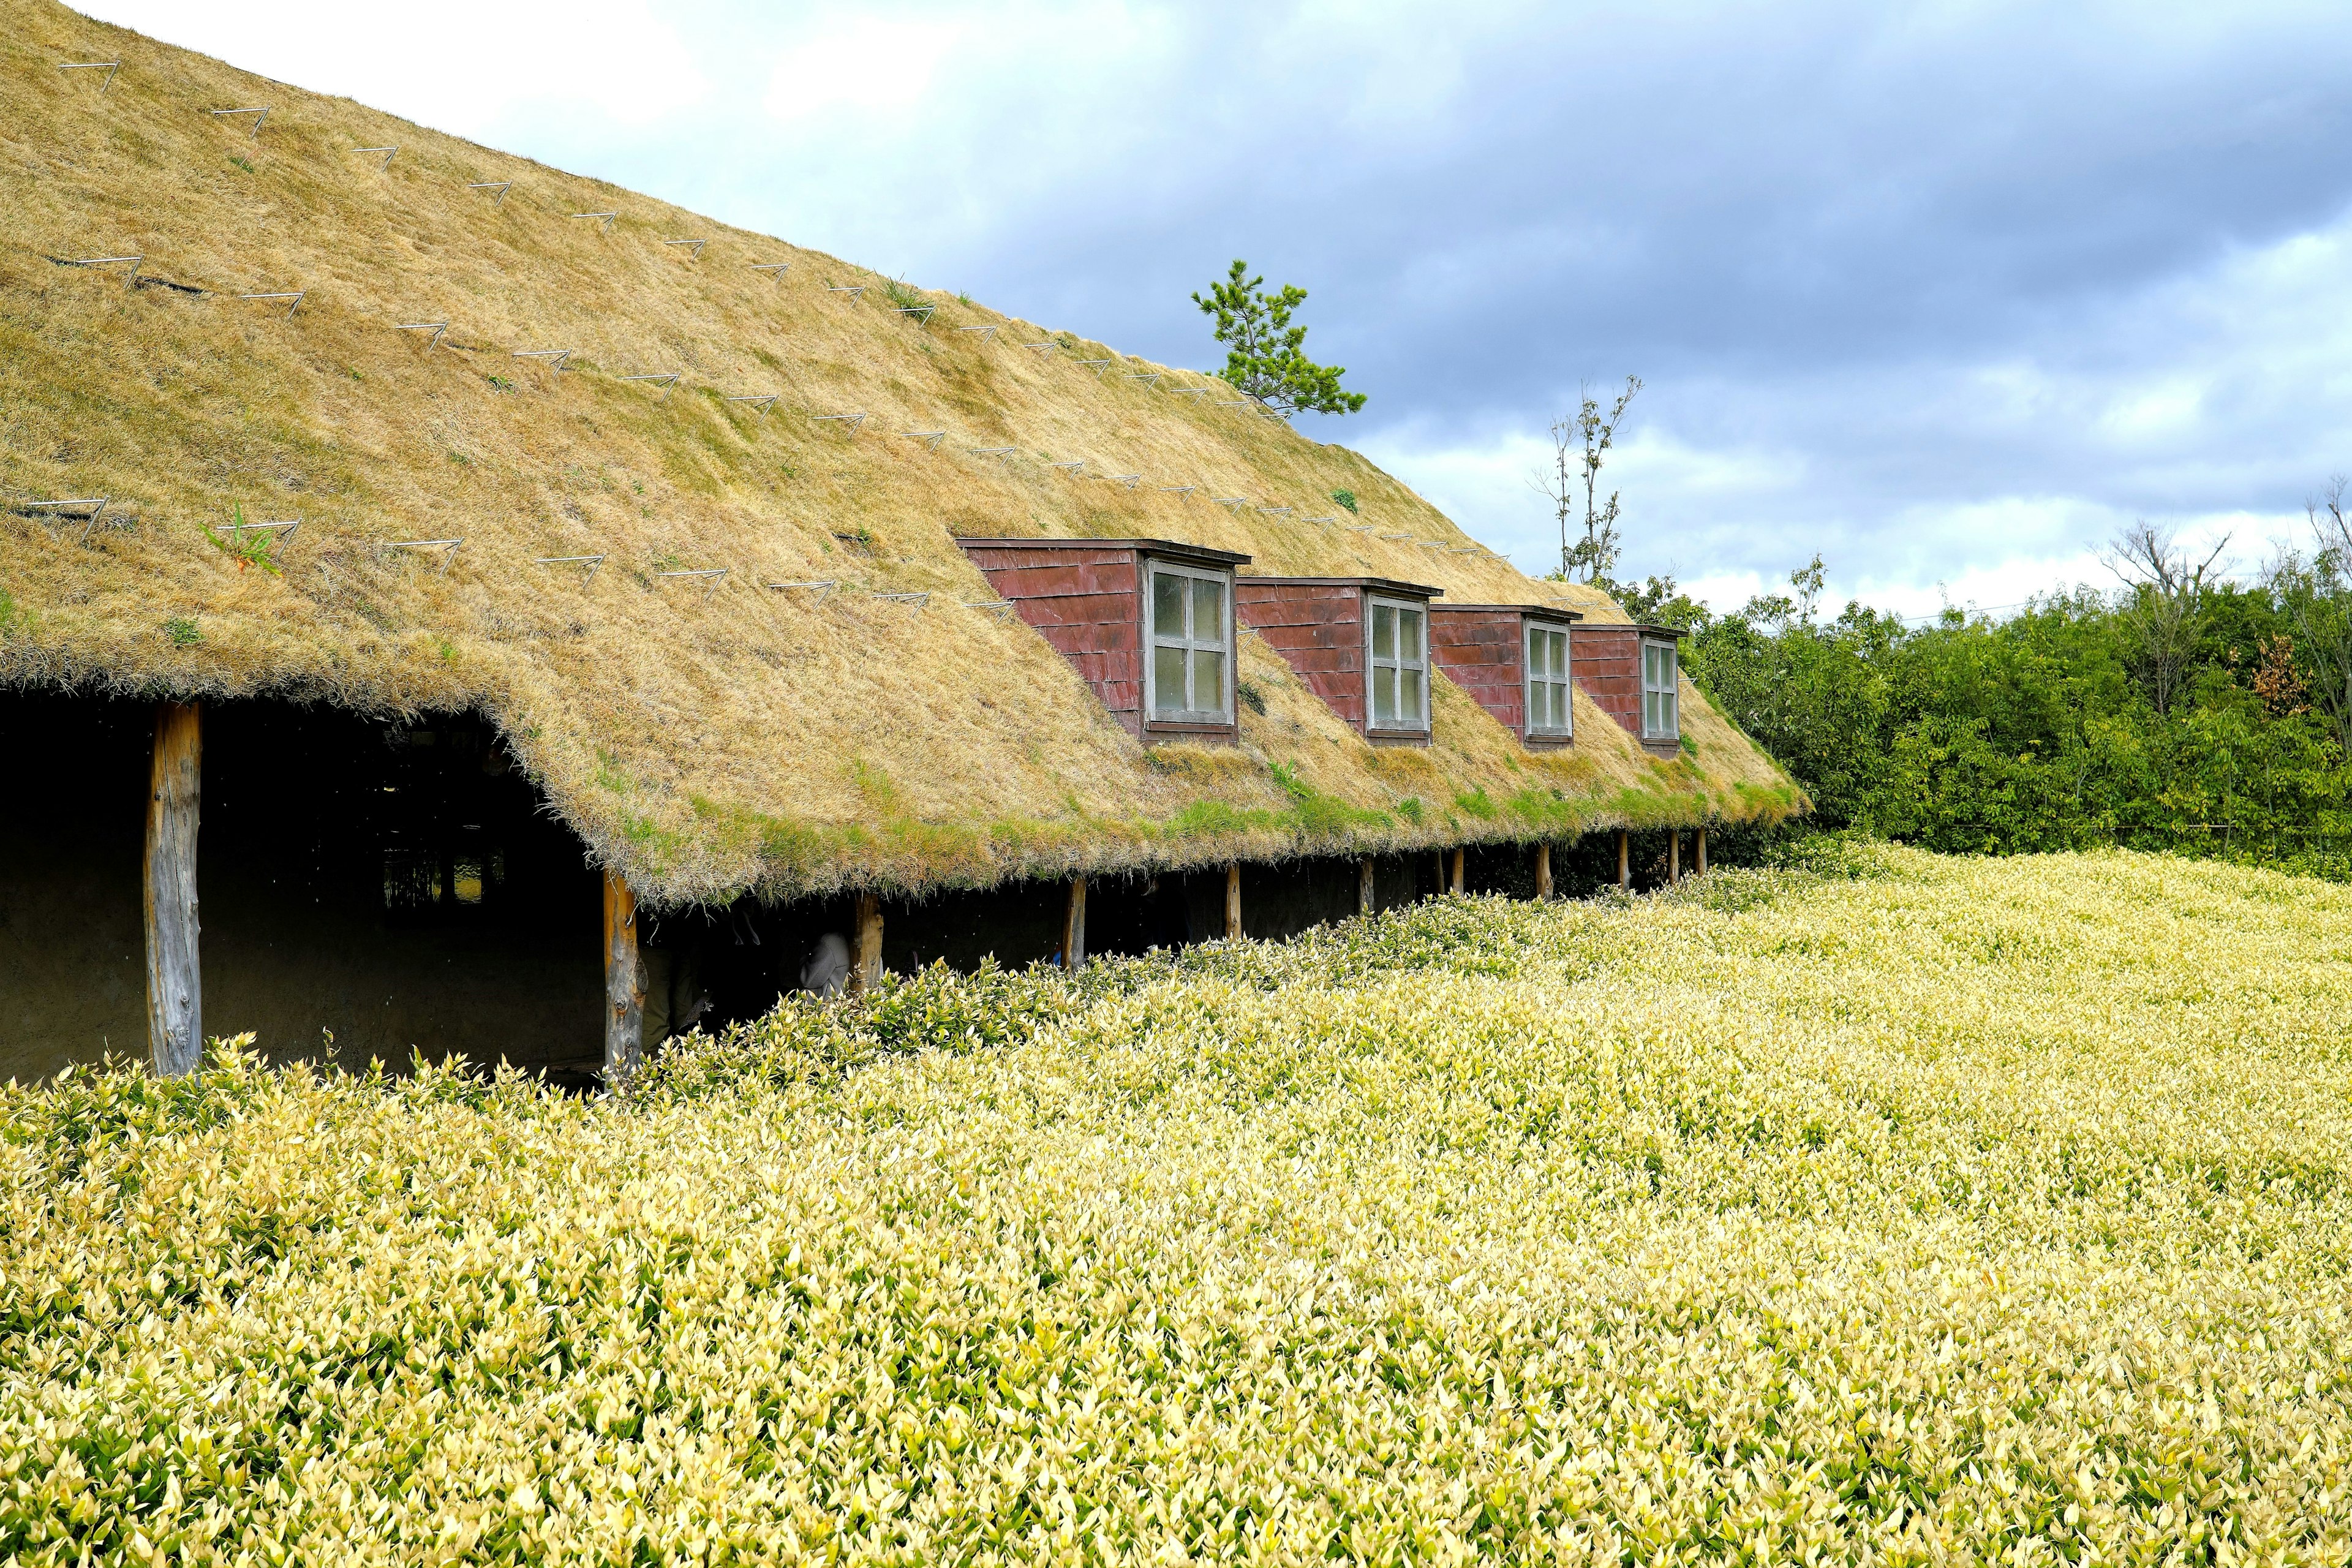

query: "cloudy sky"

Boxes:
[77, 0, 2352, 616]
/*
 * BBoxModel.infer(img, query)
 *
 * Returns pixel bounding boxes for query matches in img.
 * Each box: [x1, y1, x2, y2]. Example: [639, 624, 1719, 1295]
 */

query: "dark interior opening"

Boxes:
[0, 690, 601, 1082]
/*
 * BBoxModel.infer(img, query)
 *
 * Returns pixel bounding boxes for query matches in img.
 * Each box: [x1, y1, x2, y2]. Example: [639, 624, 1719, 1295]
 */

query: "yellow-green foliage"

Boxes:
[6, 845, 2350, 1562]
[0, 0, 1793, 902]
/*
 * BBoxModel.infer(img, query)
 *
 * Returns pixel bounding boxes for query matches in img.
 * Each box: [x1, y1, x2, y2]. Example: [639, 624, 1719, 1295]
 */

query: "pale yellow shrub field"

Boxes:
[4, 843, 2351, 1564]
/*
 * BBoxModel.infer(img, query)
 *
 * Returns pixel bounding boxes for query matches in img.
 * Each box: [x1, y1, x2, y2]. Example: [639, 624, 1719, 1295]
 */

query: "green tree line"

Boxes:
[1611, 489, 2352, 879]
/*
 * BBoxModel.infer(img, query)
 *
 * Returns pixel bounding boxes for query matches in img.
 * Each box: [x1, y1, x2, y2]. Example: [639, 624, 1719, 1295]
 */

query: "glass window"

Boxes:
[1526, 623, 1572, 736]
[1368, 595, 1428, 731]
[1641, 638, 1679, 740]
[1145, 561, 1233, 722]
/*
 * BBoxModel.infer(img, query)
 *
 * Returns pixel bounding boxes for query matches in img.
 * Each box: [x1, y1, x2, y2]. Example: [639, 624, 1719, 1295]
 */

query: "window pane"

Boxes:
[1154, 571, 1185, 638]
[1192, 648, 1226, 713]
[1662, 646, 1678, 686]
[1372, 665, 1396, 724]
[1371, 604, 1395, 660]
[1153, 645, 1186, 713]
[1400, 608, 1423, 664]
[1400, 669, 1423, 725]
[1544, 630, 1565, 678]
[1191, 577, 1224, 644]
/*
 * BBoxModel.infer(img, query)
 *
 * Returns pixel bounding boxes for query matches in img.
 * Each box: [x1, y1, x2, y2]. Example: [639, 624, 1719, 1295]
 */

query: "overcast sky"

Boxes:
[75, 0, 2352, 617]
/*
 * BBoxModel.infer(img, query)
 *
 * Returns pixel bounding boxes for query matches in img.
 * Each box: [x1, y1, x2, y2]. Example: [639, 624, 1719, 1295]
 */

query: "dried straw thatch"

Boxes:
[0, 0, 1799, 905]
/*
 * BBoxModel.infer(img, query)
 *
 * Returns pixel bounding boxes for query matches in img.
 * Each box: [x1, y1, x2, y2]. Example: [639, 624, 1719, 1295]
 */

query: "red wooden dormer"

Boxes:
[957, 537, 1251, 744]
[1570, 622, 1690, 753]
[1234, 576, 1443, 746]
[1427, 605, 1583, 748]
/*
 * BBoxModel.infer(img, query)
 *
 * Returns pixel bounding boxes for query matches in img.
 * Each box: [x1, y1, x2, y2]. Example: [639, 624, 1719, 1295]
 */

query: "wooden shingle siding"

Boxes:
[1236, 576, 1439, 743]
[959, 538, 1250, 742]
[1428, 608, 1526, 737]
[1235, 581, 1368, 726]
[1571, 624, 1642, 735]
[963, 545, 1145, 733]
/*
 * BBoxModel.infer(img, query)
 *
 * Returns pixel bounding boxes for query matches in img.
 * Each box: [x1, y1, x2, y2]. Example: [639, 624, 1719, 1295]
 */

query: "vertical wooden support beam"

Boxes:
[1697, 827, 1708, 875]
[1616, 829, 1630, 890]
[1449, 847, 1464, 895]
[1223, 864, 1242, 940]
[145, 701, 203, 1077]
[602, 870, 644, 1085]
[852, 891, 884, 992]
[1535, 842, 1553, 900]
[1358, 856, 1376, 918]
[1063, 877, 1087, 970]
[1670, 832, 1681, 884]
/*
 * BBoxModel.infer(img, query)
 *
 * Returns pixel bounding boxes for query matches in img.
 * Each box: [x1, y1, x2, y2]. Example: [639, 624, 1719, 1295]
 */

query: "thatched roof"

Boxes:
[0, 0, 1800, 904]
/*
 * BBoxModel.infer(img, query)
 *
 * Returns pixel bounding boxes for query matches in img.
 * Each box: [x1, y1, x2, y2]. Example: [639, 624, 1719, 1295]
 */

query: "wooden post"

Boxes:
[145, 701, 203, 1077]
[1357, 856, 1376, 918]
[1616, 829, 1630, 890]
[602, 870, 644, 1085]
[1449, 847, 1464, 895]
[1535, 842, 1552, 900]
[1670, 832, 1681, 884]
[1062, 876, 1087, 970]
[852, 891, 884, 992]
[1223, 864, 1242, 940]
[1697, 827, 1708, 875]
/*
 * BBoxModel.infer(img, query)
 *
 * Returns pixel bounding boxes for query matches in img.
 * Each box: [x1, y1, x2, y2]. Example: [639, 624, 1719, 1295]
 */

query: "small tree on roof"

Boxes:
[1193, 260, 1366, 418]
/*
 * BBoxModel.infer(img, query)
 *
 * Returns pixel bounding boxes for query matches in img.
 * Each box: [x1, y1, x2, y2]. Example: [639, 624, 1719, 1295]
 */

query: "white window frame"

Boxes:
[1641, 636, 1680, 741]
[1365, 594, 1430, 734]
[1142, 559, 1234, 725]
[1525, 619, 1573, 738]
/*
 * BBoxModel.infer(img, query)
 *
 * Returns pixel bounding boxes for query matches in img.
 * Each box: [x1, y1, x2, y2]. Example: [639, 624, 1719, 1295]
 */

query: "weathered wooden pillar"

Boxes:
[1670, 832, 1681, 884]
[1449, 847, 1464, 895]
[1357, 856, 1376, 918]
[1616, 829, 1630, 890]
[1697, 827, 1708, 875]
[1223, 864, 1242, 940]
[602, 870, 644, 1085]
[1063, 876, 1087, 970]
[1534, 842, 1553, 900]
[851, 891, 884, 992]
[145, 701, 203, 1077]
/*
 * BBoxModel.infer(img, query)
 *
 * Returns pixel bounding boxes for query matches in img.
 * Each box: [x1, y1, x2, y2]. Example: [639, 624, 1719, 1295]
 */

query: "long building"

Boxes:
[0, 0, 1801, 1084]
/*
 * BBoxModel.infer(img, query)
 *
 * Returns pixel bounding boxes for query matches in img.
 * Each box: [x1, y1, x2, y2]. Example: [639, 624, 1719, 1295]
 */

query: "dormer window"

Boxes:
[1368, 595, 1427, 732]
[1526, 622, 1572, 736]
[1147, 560, 1232, 723]
[1642, 636, 1679, 741]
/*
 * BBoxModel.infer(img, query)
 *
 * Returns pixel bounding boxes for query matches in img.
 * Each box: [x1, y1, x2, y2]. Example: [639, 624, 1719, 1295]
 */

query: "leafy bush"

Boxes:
[5, 850, 2350, 1562]
[1677, 561, 2352, 878]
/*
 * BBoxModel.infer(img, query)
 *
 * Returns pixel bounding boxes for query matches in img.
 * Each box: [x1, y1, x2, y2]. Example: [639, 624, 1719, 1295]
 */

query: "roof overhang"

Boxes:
[957, 536, 1252, 568]
[1433, 603, 1584, 622]
[1234, 575, 1445, 598]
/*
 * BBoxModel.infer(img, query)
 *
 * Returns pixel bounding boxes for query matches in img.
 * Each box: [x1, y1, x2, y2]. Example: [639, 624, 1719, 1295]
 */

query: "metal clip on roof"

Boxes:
[385, 538, 463, 571]
[57, 62, 121, 92]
